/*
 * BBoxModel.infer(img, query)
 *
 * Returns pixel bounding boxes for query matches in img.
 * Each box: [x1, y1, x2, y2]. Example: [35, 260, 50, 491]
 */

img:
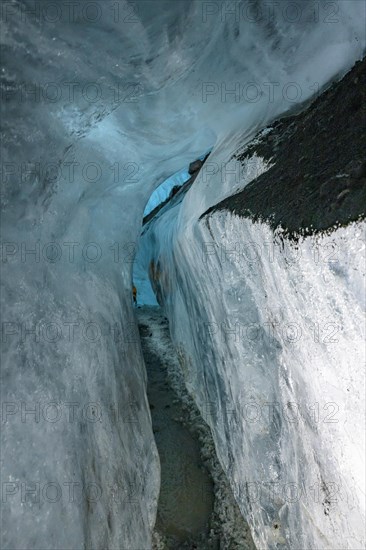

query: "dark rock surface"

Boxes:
[188, 159, 203, 175]
[202, 57, 366, 238]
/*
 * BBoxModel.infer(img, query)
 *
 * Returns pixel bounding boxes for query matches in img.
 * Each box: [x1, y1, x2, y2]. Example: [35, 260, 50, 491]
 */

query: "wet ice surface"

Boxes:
[137, 306, 255, 549]
[138, 307, 214, 543]
[141, 200, 366, 549]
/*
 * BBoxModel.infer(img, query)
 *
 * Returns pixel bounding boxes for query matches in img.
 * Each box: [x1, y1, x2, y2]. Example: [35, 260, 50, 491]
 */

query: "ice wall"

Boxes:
[140, 159, 366, 548]
[1, 1, 365, 547]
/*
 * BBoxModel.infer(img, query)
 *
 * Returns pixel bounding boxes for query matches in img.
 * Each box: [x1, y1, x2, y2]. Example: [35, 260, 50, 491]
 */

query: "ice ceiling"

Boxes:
[2, 0, 365, 226]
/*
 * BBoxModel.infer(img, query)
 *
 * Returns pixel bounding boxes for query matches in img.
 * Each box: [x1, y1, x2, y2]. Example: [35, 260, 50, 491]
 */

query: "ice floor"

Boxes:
[137, 306, 254, 549]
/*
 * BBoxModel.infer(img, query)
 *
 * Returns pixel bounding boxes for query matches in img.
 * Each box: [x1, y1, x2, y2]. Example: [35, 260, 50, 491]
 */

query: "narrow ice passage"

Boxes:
[136, 306, 255, 549]
[137, 306, 214, 546]
[2, 1, 365, 548]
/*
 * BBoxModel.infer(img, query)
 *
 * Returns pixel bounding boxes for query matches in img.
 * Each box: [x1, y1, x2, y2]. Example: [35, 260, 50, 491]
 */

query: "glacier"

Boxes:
[1, 1, 365, 549]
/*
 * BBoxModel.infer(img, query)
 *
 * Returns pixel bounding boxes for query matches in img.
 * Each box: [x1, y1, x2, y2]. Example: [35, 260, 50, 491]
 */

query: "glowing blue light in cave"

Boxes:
[143, 153, 209, 217]
[143, 167, 190, 217]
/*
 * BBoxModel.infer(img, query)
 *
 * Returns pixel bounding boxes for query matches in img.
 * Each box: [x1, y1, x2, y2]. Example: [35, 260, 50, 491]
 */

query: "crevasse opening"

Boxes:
[143, 167, 191, 218]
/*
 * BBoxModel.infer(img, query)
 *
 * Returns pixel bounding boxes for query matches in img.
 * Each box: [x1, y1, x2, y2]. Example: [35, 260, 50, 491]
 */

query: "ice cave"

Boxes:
[1, 1, 365, 549]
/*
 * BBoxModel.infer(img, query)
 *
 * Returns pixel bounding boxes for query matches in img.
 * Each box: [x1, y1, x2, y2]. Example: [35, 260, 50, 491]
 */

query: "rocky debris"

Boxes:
[202, 57, 366, 238]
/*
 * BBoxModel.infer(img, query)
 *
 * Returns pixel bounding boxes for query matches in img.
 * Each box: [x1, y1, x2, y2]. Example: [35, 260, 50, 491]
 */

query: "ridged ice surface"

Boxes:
[140, 201, 366, 549]
[1, 1, 365, 548]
